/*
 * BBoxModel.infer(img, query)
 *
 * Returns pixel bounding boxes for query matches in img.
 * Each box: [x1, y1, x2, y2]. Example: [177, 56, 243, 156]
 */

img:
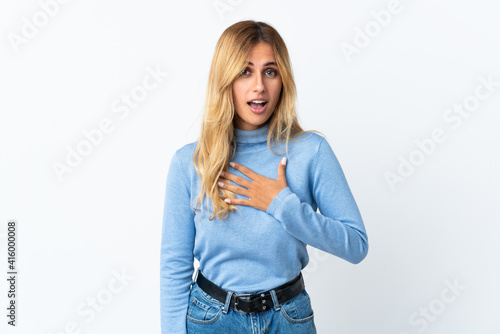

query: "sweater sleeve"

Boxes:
[160, 151, 195, 334]
[265, 138, 368, 264]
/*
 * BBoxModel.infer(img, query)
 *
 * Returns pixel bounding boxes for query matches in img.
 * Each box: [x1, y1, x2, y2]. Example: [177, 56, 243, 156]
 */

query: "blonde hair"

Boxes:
[193, 20, 322, 221]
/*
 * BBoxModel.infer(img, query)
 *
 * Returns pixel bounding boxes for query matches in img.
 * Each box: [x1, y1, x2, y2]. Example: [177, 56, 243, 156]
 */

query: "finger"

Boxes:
[277, 157, 287, 181]
[224, 198, 251, 207]
[218, 181, 251, 197]
[221, 171, 252, 188]
[229, 162, 259, 179]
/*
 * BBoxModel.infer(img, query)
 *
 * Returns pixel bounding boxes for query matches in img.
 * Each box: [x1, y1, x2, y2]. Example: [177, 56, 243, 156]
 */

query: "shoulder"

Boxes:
[166, 141, 198, 186]
[290, 130, 328, 153]
[290, 131, 341, 171]
[172, 140, 197, 161]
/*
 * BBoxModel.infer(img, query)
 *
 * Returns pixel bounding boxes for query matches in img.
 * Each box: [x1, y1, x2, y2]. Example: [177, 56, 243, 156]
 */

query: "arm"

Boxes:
[160, 151, 195, 333]
[265, 138, 369, 264]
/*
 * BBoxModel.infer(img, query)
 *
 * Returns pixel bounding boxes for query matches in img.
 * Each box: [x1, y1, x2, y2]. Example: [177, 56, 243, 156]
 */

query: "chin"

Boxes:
[234, 106, 275, 130]
[248, 115, 272, 126]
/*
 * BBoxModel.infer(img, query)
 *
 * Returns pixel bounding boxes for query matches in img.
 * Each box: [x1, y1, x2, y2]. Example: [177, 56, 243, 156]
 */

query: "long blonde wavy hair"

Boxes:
[193, 20, 322, 221]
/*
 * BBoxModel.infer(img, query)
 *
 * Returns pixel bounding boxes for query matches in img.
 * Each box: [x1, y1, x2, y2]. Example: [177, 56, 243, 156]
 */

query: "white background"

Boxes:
[1, 0, 499, 333]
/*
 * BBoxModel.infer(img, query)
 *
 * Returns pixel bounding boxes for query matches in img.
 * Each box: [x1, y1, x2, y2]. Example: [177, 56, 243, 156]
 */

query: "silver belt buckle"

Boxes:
[234, 293, 252, 313]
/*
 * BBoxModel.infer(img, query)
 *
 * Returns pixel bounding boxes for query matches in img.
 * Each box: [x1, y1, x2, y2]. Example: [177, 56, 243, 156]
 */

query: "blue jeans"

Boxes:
[186, 280, 317, 333]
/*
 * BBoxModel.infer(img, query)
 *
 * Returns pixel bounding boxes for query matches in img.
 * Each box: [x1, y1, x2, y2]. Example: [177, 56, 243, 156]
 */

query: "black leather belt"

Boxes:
[195, 270, 305, 313]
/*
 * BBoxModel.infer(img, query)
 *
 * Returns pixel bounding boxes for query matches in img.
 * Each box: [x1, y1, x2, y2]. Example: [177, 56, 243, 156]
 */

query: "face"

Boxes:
[232, 42, 282, 131]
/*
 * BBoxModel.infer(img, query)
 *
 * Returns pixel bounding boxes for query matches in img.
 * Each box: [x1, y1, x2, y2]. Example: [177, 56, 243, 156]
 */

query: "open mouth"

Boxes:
[247, 101, 268, 107]
[247, 100, 268, 113]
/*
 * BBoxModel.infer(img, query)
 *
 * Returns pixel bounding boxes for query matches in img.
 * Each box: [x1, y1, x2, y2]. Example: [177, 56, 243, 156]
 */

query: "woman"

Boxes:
[160, 20, 368, 333]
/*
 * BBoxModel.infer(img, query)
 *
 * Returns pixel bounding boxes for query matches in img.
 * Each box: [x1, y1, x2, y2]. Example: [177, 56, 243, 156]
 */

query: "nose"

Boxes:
[252, 72, 266, 93]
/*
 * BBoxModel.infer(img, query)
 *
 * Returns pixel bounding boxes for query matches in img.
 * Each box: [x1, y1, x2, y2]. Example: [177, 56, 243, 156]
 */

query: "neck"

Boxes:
[234, 123, 270, 144]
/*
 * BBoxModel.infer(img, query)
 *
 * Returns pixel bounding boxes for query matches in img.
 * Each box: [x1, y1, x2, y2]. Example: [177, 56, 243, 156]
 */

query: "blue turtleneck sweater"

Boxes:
[160, 123, 368, 333]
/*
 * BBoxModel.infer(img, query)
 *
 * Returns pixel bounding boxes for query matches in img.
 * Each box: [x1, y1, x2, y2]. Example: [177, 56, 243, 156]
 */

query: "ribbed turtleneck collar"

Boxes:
[234, 123, 270, 144]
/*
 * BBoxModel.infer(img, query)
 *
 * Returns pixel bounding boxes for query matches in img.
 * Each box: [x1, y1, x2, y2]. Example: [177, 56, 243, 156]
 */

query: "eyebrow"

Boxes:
[247, 61, 277, 67]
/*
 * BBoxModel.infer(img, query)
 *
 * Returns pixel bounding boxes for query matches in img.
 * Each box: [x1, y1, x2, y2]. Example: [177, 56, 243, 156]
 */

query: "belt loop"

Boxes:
[222, 291, 233, 314]
[270, 289, 280, 311]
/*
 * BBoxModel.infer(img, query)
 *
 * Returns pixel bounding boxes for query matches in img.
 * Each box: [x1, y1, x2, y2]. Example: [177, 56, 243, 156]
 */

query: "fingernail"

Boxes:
[230, 162, 235, 167]
[217, 181, 225, 187]
[224, 198, 231, 203]
[281, 157, 287, 165]
[220, 171, 226, 177]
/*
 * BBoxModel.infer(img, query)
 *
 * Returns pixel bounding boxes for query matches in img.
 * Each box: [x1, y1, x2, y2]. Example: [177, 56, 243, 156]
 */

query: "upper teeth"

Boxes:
[251, 100, 266, 104]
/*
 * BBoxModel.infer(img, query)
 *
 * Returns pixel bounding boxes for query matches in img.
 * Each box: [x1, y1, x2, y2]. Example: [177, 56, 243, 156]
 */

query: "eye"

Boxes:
[266, 69, 277, 76]
[240, 69, 250, 76]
